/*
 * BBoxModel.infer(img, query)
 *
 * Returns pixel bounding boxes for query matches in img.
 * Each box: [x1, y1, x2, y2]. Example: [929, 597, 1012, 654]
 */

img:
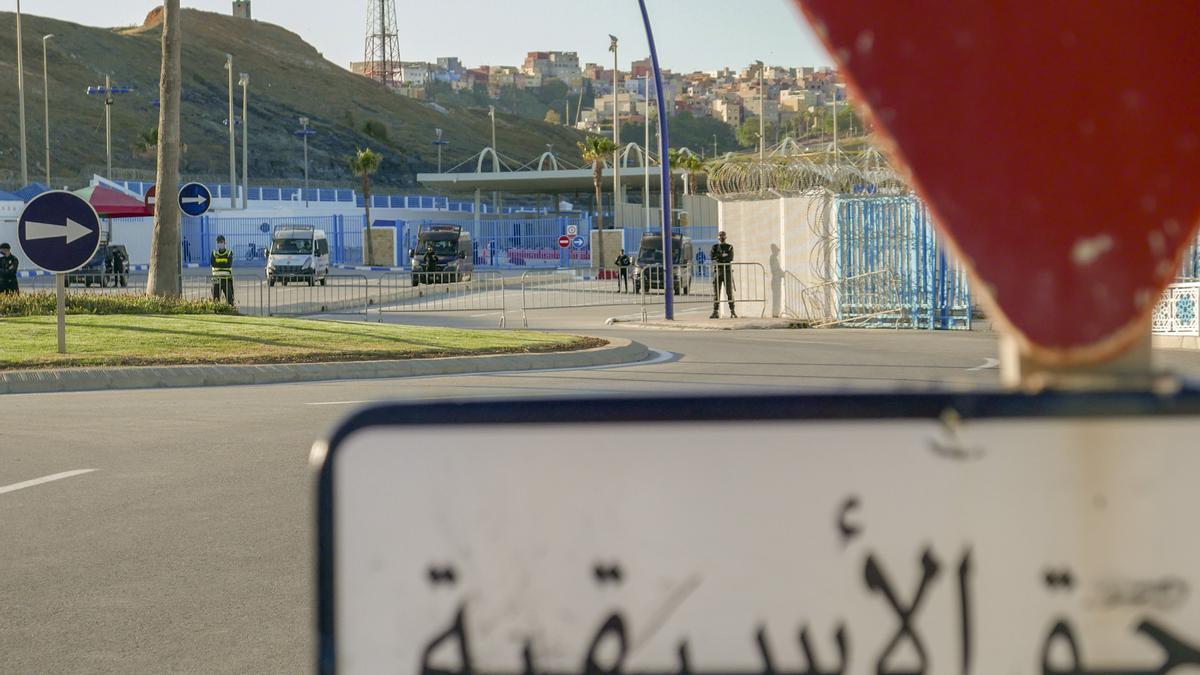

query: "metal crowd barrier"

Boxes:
[376, 271, 508, 327]
[654, 262, 768, 318]
[263, 274, 370, 319]
[181, 272, 268, 317]
[520, 267, 646, 327]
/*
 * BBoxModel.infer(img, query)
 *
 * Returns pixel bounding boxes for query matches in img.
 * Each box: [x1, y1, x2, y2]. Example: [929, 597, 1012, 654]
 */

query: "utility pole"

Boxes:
[609, 35, 620, 230]
[105, 74, 113, 177]
[432, 127, 448, 173]
[16, 0, 28, 186]
[225, 54, 236, 209]
[42, 34, 54, 185]
[239, 72, 249, 209]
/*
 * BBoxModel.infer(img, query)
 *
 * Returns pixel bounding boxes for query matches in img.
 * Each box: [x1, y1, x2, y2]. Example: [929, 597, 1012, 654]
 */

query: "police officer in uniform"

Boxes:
[210, 235, 235, 304]
[613, 249, 631, 292]
[0, 243, 19, 294]
[710, 231, 736, 318]
[421, 242, 438, 283]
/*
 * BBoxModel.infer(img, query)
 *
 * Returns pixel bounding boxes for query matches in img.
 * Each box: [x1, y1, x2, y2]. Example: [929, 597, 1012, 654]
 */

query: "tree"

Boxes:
[543, 109, 561, 125]
[578, 135, 618, 271]
[348, 148, 383, 265]
[147, 0, 181, 298]
[737, 117, 777, 149]
[134, 127, 158, 159]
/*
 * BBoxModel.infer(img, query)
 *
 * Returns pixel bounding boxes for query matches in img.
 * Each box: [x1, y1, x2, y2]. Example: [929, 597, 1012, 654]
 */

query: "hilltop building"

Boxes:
[232, 0, 251, 19]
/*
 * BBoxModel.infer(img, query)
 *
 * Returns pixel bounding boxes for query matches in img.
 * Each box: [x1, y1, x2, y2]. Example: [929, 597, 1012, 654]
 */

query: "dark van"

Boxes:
[634, 234, 694, 294]
[64, 243, 130, 288]
[409, 224, 473, 285]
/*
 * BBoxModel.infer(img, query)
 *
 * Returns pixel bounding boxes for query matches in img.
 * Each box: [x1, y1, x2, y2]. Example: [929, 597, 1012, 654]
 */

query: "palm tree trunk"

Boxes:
[362, 175, 374, 265]
[147, 0, 182, 297]
[593, 162, 604, 276]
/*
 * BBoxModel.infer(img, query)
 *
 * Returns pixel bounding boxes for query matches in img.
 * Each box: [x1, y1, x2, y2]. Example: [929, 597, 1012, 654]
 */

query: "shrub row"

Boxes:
[0, 292, 238, 316]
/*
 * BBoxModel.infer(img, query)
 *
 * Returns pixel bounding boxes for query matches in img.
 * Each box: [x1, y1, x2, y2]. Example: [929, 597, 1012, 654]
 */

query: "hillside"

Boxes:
[0, 8, 586, 189]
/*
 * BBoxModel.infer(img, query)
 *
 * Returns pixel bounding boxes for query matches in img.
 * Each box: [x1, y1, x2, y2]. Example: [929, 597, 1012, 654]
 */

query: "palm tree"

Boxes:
[578, 135, 617, 271]
[679, 153, 706, 196]
[134, 127, 158, 159]
[147, 0, 181, 298]
[348, 147, 383, 265]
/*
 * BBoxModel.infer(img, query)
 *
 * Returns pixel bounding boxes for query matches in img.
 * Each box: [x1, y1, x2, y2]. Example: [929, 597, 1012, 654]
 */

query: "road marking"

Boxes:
[0, 469, 97, 496]
[470, 312, 500, 317]
[969, 357, 1000, 371]
[304, 349, 678, 406]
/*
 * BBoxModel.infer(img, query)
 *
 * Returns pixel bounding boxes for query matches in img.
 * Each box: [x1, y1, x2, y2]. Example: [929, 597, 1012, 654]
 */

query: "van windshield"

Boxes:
[638, 241, 684, 264]
[272, 238, 312, 254]
[423, 239, 459, 255]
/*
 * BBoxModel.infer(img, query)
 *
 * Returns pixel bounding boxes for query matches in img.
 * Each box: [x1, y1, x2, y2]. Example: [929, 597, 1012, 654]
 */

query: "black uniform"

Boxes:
[210, 246, 235, 304]
[710, 241, 735, 317]
[614, 253, 631, 292]
[108, 248, 128, 287]
[421, 246, 438, 282]
[0, 251, 19, 294]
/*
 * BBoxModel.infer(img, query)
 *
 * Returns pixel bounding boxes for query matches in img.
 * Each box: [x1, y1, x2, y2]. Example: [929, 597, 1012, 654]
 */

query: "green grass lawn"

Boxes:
[0, 315, 601, 370]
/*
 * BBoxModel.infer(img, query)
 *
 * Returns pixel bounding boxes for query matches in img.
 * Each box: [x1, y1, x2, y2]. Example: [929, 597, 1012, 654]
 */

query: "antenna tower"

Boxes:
[363, 0, 401, 87]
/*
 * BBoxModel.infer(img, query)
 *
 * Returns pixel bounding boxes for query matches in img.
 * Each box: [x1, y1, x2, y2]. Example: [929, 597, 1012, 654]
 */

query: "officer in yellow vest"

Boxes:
[210, 235, 234, 304]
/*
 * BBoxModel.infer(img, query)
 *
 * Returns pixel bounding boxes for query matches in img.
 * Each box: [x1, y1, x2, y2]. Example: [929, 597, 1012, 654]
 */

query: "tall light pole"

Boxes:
[432, 128, 448, 173]
[756, 60, 765, 164]
[294, 116, 315, 206]
[225, 54, 236, 209]
[713, 134, 718, 158]
[487, 105, 497, 170]
[643, 71, 650, 231]
[609, 35, 620, 230]
[42, 34, 54, 185]
[16, 0, 28, 186]
[86, 78, 130, 178]
[239, 72, 249, 209]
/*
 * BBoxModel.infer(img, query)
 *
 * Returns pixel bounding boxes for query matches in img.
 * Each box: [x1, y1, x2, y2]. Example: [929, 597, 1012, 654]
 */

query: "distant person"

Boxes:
[108, 246, 128, 288]
[182, 237, 191, 263]
[210, 235, 234, 304]
[613, 249, 631, 293]
[0, 243, 18, 294]
[710, 231, 736, 318]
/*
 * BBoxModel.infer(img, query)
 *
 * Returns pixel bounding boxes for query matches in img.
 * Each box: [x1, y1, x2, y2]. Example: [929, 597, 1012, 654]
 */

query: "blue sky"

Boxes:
[30, 0, 832, 73]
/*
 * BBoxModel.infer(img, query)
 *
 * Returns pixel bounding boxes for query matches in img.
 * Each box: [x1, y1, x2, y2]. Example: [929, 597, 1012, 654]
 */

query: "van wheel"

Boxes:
[64, 278, 71, 287]
[308, 276, 315, 286]
[268, 278, 275, 287]
[319, 276, 326, 286]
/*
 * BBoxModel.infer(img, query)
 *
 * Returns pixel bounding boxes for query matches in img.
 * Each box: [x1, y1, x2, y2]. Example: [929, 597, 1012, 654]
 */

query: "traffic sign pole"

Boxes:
[56, 273, 65, 353]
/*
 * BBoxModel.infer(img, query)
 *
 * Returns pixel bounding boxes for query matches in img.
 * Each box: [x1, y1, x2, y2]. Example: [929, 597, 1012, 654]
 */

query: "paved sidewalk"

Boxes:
[0, 338, 647, 395]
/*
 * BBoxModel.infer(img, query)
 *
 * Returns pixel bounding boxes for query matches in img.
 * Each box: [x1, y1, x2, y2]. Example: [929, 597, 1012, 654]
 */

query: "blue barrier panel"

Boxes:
[420, 196, 434, 209]
[337, 190, 354, 202]
[372, 195, 388, 208]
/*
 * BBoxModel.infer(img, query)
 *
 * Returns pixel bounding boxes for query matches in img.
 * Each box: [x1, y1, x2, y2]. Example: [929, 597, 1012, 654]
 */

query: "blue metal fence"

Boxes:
[835, 195, 972, 329]
[183, 214, 365, 267]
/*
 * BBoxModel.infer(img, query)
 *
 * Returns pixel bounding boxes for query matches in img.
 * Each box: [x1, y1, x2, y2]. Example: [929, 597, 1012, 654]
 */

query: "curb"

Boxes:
[608, 317, 805, 330]
[1153, 335, 1200, 351]
[0, 338, 648, 395]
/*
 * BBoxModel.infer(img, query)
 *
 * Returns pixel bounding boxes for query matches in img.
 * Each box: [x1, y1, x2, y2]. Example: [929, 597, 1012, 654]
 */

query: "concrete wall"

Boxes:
[716, 192, 832, 317]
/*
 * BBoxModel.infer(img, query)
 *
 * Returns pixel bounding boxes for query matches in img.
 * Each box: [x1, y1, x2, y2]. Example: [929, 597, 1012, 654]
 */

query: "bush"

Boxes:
[0, 292, 239, 317]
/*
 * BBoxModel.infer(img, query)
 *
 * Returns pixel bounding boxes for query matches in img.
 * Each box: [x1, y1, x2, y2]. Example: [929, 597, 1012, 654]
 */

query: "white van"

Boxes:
[266, 225, 330, 286]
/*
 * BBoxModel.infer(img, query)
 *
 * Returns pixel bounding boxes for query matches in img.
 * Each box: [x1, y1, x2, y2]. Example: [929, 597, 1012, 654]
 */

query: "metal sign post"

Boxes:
[17, 191, 102, 355]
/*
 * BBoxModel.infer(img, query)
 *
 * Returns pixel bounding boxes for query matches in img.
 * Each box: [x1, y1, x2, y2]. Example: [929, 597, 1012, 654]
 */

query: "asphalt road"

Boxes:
[3, 313, 1200, 673]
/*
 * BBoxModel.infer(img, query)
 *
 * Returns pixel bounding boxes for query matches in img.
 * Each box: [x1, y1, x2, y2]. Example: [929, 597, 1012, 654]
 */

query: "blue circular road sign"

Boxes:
[571, 235, 585, 249]
[17, 191, 102, 273]
[178, 182, 212, 217]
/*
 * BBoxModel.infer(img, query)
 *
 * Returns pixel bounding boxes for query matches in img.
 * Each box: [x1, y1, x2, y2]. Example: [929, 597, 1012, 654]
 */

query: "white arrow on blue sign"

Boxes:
[571, 235, 585, 249]
[17, 191, 102, 273]
[178, 182, 212, 217]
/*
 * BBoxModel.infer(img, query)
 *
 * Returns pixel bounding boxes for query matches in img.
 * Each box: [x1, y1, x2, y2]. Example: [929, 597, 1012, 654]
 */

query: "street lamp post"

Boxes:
[86, 77, 131, 178]
[42, 34, 54, 185]
[225, 54, 236, 209]
[713, 134, 717, 158]
[16, 0, 28, 186]
[609, 35, 620, 230]
[293, 116, 316, 207]
[644, 71, 650, 231]
[756, 60, 765, 164]
[432, 128, 448, 173]
[487, 105, 497, 169]
[239, 72, 249, 209]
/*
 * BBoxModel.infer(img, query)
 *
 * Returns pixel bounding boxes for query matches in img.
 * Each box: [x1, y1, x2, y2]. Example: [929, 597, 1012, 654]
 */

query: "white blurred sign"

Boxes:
[319, 406, 1200, 674]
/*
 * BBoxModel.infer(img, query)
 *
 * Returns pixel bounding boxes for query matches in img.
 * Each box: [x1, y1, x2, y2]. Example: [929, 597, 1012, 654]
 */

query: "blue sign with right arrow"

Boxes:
[17, 191, 102, 273]
[178, 182, 212, 217]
